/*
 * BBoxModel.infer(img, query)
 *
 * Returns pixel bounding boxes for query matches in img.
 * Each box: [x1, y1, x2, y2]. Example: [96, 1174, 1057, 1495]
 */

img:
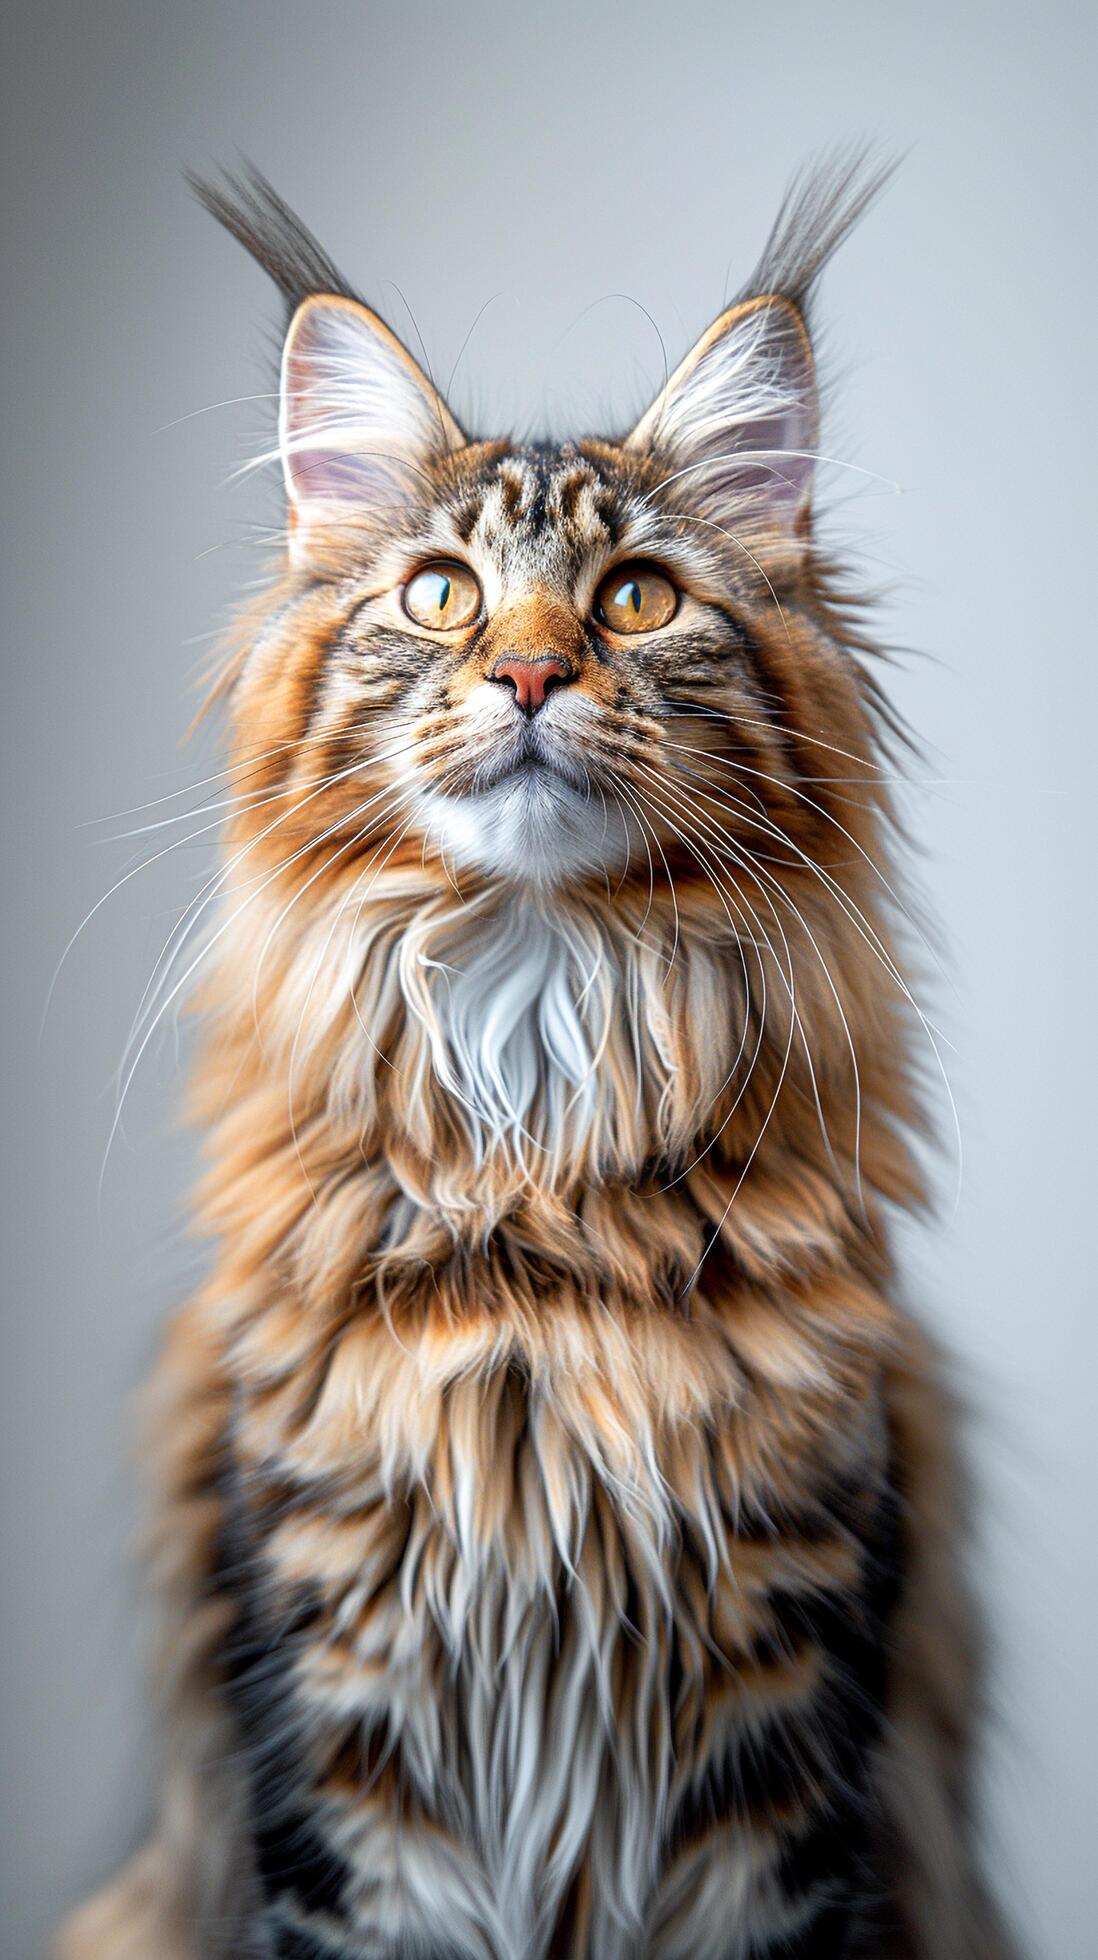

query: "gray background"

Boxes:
[2, 3, 1094, 1955]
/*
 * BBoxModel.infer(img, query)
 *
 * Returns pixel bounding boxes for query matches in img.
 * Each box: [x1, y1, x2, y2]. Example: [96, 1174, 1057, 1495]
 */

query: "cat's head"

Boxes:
[197, 163, 891, 906]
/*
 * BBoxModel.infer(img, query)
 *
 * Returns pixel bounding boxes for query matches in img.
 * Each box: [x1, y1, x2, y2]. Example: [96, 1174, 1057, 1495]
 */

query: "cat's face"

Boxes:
[227, 289, 878, 906]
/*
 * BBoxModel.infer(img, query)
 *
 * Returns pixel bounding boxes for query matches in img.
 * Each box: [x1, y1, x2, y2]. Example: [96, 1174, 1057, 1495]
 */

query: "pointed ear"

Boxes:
[626, 296, 817, 531]
[279, 294, 464, 561]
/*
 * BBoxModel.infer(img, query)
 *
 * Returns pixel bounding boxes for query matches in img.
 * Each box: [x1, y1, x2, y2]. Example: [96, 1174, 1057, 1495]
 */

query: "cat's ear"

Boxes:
[279, 294, 464, 562]
[626, 296, 817, 531]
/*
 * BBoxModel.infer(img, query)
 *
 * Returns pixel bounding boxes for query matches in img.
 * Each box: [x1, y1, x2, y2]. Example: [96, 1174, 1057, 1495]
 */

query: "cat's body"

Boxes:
[60, 165, 1016, 1958]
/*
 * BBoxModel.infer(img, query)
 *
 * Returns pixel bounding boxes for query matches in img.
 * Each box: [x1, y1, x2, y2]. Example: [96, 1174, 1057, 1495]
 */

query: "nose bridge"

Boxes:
[481, 588, 585, 717]
[481, 590, 584, 673]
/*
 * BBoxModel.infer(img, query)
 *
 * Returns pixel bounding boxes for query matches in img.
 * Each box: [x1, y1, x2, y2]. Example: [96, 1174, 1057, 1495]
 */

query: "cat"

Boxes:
[58, 159, 1019, 1958]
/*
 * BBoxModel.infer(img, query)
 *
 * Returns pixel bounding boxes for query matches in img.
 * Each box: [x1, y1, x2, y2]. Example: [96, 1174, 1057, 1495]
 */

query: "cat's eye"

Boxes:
[594, 564, 678, 635]
[403, 561, 482, 631]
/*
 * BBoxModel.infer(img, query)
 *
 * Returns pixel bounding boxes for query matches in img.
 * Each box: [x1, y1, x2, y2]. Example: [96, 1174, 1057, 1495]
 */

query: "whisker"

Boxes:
[152, 390, 280, 436]
[446, 291, 511, 400]
[617, 772, 769, 1129]
[115, 735, 429, 1082]
[48, 720, 428, 1031]
[642, 747, 962, 1213]
[634, 762, 864, 1217]
[283, 780, 451, 1201]
[639, 447, 900, 509]
[604, 770, 680, 974]
[100, 744, 434, 1197]
[626, 770, 833, 1200]
[609, 781, 656, 933]
[83, 714, 400, 832]
[648, 506, 792, 638]
[620, 775, 798, 1276]
[661, 702, 884, 777]
[339, 765, 469, 1069]
[665, 738, 957, 1013]
[247, 774, 429, 1050]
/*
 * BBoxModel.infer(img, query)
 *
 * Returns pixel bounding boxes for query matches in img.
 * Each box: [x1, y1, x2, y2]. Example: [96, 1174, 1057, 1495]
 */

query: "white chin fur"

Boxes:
[419, 770, 632, 887]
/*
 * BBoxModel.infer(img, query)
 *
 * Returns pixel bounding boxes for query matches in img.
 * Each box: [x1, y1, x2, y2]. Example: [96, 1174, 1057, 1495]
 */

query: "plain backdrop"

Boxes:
[2, 3, 1094, 1955]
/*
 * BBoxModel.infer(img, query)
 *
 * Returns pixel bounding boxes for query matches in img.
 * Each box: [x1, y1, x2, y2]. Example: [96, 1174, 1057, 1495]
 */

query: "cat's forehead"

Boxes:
[449, 441, 636, 585]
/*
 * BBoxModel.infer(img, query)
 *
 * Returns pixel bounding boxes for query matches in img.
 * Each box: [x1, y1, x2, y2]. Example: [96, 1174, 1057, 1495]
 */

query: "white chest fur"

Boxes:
[402, 899, 609, 1170]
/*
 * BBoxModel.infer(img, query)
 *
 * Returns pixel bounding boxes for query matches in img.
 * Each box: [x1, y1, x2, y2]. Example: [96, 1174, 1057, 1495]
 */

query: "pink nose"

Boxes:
[490, 654, 572, 716]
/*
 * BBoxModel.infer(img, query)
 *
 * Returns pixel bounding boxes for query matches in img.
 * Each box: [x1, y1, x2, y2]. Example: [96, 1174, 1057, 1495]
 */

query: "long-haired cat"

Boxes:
[59, 160, 1018, 1959]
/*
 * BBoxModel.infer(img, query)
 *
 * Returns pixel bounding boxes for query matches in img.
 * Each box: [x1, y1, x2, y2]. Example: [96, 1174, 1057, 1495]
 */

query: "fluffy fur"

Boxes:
[59, 159, 1018, 1958]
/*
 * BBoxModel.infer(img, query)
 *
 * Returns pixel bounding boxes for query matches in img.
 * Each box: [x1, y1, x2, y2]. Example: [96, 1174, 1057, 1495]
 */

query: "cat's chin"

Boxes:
[415, 765, 631, 887]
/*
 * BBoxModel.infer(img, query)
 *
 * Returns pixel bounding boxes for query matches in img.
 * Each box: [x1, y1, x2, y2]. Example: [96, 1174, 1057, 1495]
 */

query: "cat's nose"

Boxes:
[489, 654, 573, 717]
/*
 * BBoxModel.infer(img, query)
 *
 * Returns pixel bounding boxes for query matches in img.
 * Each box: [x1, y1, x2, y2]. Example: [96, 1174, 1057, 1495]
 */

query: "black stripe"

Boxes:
[667, 1446, 905, 1951]
[214, 1463, 356, 1934]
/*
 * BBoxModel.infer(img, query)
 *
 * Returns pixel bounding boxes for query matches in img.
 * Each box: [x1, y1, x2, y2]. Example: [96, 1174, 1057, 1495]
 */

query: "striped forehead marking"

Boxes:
[471, 448, 623, 552]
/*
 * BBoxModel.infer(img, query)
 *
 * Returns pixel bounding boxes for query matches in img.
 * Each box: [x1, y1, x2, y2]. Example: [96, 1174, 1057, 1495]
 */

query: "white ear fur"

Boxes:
[627, 296, 817, 529]
[279, 295, 463, 558]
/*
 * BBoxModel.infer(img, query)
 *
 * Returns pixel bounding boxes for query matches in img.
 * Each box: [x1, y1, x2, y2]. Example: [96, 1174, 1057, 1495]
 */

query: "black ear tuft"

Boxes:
[186, 162, 364, 322]
[740, 146, 899, 325]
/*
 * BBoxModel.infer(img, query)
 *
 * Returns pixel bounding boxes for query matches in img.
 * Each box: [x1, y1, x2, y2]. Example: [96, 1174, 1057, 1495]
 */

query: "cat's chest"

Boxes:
[339, 893, 742, 1195]
[252, 1403, 707, 1953]
[398, 900, 615, 1170]
[225, 1290, 880, 1956]
[214, 1265, 858, 1956]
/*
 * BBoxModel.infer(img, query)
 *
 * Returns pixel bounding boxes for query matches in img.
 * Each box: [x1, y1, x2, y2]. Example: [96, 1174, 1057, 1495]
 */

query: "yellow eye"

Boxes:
[403, 561, 482, 631]
[594, 564, 678, 635]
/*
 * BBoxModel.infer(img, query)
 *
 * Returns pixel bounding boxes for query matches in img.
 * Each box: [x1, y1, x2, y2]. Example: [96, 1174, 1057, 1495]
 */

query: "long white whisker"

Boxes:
[635, 762, 864, 1216]
[99, 746, 438, 1198]
[609, 780, 656, 935]
[622, 776, 798, 1284]
[661, 702, 884, 777]
[617, 773, 771, 1157]
[46, 725, 423, 1034]
[248, 776, 428, 1049]
[283, 783, 449, 1200]
[663, 740, 957, 1026]
[626, 771, 826, 1199]
[648, 505, 792, 636]
[639, 447, 900, 508]
[152, 390, 280, 435]
[649, 749, 962, 1214]
[80, 714, 399, 829]
[117, 736, 429, 1077]
[604, 770, 680, 973]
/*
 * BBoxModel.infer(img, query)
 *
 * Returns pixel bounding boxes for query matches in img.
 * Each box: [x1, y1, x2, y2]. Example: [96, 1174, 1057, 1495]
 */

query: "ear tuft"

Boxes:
[743, 146, 896, 323]
[186, 162, 362, 322]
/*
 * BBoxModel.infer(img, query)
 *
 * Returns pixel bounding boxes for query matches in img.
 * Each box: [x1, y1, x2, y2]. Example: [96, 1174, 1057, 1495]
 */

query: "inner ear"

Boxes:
[626, 294, 818, 529]
[279, 294, 464, 534]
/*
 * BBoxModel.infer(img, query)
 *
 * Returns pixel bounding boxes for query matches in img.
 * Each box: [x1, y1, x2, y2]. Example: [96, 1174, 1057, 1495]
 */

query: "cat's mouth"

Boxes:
[468, 744, 584, 800]
[493, 753, 570, 789]
[417, 731, 623, 884]
[471, 720, 592, 798]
